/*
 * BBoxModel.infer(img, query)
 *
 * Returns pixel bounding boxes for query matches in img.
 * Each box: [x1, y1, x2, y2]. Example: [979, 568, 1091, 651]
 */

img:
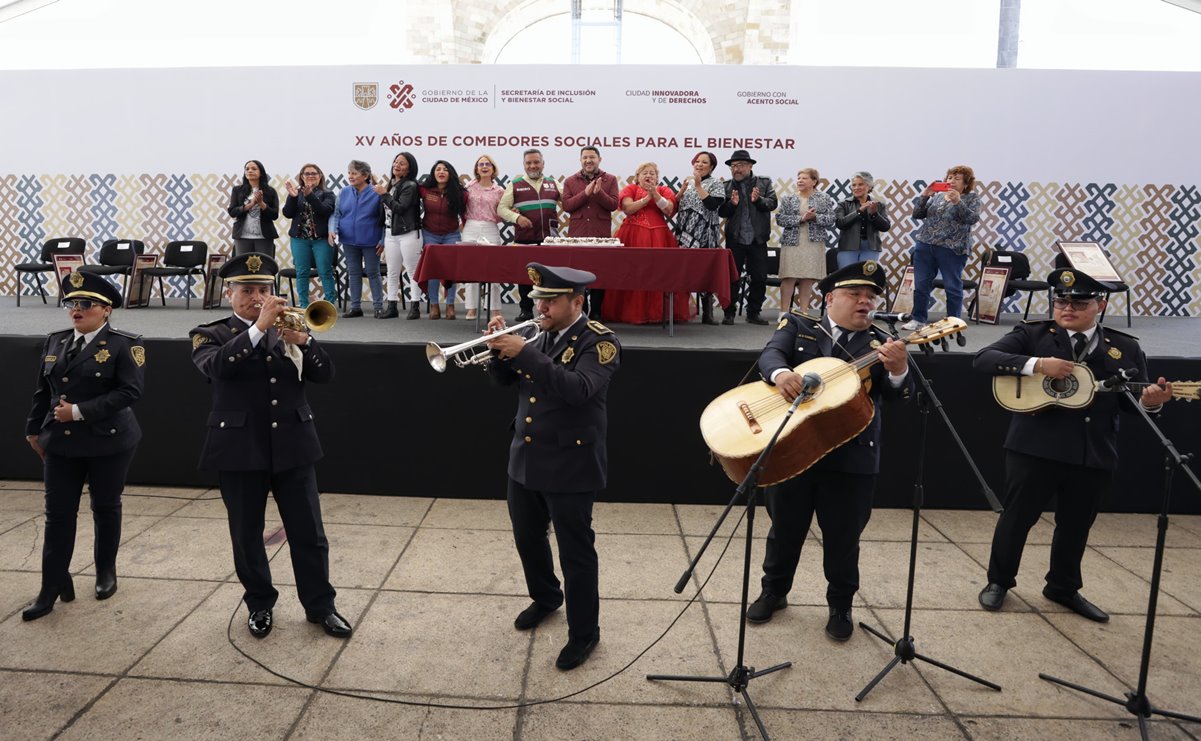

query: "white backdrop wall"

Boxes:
[3, 64, 1199, 315]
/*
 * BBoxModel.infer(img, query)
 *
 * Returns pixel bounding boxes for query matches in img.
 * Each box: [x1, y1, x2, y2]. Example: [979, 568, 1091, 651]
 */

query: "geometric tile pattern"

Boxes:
[3, 173, 1199, 315]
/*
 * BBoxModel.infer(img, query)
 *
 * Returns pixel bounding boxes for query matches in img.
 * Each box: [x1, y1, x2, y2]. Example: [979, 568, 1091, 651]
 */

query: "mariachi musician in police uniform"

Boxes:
[485, 262, 621, 671]
[975, 268, 1173, 622]
[746, 260, 912, 642]
[190, 252, 351, 640]
[22, 271, 145, 621]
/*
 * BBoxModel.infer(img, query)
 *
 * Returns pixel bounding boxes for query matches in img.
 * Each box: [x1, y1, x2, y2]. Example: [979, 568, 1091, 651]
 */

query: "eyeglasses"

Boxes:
[1052, 298, 1097, 311]
[301, 171, 320, 177]
[476, 162, 492, 168]
[62, 299, 100, 310]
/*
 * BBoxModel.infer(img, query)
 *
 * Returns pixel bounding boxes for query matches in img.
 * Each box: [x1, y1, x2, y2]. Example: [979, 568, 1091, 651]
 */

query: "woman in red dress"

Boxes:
[605, 162, 692, 324]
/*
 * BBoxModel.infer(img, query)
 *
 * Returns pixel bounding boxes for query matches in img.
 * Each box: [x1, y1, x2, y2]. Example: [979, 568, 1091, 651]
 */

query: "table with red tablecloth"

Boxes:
[413, 243, 738, 334]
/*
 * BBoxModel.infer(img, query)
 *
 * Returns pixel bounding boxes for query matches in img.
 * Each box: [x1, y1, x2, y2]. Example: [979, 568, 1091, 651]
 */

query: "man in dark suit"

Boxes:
[23, 271, 144, 620]
[746, 261, 912, 641]
[485, 262, 621, 670]
[190, 252, 351, 639]
[975, 268, 1173, 622]
[717, 149, 777, 325]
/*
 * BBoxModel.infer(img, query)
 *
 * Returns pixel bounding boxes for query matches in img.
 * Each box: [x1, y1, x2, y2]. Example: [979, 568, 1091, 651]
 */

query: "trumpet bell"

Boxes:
[275, 299, 338, 333]
[426, 342, 450, 373]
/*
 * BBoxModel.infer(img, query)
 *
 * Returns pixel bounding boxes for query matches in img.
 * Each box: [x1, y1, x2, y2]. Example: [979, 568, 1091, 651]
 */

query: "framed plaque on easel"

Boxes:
[975, 266, 1011, 325]
[1054, 241, 1123, 283]
[203, 254, 228, 309]
[891, 266, 916, 313]
[126, 254, 159, 308]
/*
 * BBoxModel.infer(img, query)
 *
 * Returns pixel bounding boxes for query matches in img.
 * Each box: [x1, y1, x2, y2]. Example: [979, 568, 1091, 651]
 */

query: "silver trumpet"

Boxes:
[426, 316, 544, 372]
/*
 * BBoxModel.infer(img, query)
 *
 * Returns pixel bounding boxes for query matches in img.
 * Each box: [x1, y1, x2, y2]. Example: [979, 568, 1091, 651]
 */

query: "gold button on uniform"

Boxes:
[523, 435, 532, 443]
[272, 422, 278, 429]
[271, 399, 278, 406]
[529, 396, 536, 403]
[64, 430, 72, 436]
[269, 378, 277, 384]
[525, 416, 532, 423]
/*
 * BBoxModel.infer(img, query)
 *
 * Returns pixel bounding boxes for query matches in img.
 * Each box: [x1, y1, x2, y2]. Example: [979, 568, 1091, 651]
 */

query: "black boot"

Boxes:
[379, 300, 399, 319]
[22, 577, 75, 621]
[406, 303, 420, 320]
[701, 294, 718, 325]
[95, 567, 117, 600]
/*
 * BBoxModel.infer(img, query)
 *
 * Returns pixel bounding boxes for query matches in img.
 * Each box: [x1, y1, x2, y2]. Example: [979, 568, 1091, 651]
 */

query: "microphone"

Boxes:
[868, 311, 912, 323]
[801, 372, 822, 393]
[1100, 367, 1137, 391]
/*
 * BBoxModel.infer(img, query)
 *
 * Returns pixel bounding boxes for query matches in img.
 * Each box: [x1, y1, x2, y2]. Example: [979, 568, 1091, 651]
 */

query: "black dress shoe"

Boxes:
[307, 610, 354, 637]
[21, 579, 75, 622]
[555, 634, 599, 671]
[746, 591, 787, 623]
[248, 608, 273, 638]
[978, 583, 1007, 611]
[341, 308, 364, 318]
[746, 314, 769, 326]
[825, 607, 854, 642]
[95, 569, 117, 600]
[514, 601, 561, 631]
[514, 311, 534, 322]
[721, 313, 736, 326]
[1043, 587, 1109, 623]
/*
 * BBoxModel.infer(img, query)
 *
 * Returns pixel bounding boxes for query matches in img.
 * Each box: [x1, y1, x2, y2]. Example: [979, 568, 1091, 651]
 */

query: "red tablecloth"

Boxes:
[414, 244, 738, 306]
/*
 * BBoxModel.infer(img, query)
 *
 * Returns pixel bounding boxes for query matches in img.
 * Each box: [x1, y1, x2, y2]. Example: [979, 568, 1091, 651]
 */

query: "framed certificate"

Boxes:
[203, 254, 228, 309]
[52, 254, 86, 288]
[891, 266, 916, 313]
[126, 254, 159, 308]
[975, 266, 1011, 325]
[1054, 241, 1123, 283]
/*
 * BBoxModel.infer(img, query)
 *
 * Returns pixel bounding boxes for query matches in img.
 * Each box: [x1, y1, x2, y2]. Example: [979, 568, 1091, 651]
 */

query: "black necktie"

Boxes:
[66, 336, 84, 363]
[541, 331, 555, 355]
[1072, 332, 1088, 361]
[833, 327, 856, 359]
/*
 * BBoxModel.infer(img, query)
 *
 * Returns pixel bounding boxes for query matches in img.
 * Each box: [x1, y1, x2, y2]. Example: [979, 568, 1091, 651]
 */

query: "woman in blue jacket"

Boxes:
[330, 160, 384, 318]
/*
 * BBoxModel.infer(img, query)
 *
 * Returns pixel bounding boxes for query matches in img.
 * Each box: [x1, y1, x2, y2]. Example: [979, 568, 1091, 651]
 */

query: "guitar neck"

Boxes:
[1103, 381, 1201, 401]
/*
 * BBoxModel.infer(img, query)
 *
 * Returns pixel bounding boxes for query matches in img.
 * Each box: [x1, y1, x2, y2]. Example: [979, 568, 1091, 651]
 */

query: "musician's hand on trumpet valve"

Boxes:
[485, 315, 528, 360]
[253, 295, 288, 332]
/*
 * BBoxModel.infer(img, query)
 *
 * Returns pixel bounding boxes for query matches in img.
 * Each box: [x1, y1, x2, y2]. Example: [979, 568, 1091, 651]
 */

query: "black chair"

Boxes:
[14, 237, 85, 306]
[141, 240, 208, 309]
[1053, 252, 1131, 327]
[78, 239, 145, 304]
[973, 246, 1050, 322]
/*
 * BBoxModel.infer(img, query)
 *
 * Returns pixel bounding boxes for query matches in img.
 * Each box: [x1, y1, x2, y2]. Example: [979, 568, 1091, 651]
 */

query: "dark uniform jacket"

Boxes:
[758, 312, 912, 475]
[717, 175, 777, 244]
[190, 316, 334, 472]
[26, 325, 145, 457]
[974, 320, 1149, 471]
[488, 315, 621, 493]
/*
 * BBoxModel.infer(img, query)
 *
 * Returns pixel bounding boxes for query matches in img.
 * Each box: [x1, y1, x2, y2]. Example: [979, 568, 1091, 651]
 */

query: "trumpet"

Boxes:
[426, 316, 544, 372]
[255, 299, 338, 333]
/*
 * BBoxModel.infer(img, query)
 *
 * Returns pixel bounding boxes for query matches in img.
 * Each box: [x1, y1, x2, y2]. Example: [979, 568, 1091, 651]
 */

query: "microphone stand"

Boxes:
[647, 383, 816, 741]
[855, 318, 1003, 702]
[1038, 382, 1201, 740]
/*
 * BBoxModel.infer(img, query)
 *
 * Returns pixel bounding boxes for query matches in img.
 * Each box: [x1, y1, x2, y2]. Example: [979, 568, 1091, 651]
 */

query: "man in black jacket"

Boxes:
[975, 268, 1172, 622]
[485, 263, 620, 671]
[190, 253, 351, 640]
[717, 149, 777, 325]
[746, 261, 912, 641]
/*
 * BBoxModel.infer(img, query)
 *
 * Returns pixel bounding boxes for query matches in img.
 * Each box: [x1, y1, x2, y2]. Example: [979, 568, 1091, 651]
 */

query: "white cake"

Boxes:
[542, 237, 624, 247]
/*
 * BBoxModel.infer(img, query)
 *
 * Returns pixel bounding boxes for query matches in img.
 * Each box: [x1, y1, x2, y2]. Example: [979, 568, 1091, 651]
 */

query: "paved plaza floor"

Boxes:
[1, 480, 1199, 740]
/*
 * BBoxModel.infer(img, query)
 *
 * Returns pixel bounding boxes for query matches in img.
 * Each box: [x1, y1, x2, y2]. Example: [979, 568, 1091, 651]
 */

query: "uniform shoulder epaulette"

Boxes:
[194, 318, 228, 330]
[1102, 326, 1140, 341]
[789, 309, 820, 321]
[108, 328, 142, 340]
[1021, 318, 1055, 325]
[586, 319, 614, 335]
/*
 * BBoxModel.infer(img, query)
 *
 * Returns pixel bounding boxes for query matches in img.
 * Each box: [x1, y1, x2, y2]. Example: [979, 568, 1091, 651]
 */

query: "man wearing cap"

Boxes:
[190, 253, 351, 640]
[974, 269, 1172, 622]
[746, 261, 912, 641]
[22, 271, 145, 621]
[716, 149, 777, 325]
[485, 262, 621, 670]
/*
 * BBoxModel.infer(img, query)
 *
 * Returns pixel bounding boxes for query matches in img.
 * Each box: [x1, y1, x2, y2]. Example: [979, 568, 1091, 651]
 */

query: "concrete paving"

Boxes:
[1, 479, 1199, 740]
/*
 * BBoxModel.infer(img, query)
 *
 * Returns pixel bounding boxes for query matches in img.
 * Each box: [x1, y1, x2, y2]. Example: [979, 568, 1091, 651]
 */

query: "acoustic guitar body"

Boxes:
[700, 356, 876, 486]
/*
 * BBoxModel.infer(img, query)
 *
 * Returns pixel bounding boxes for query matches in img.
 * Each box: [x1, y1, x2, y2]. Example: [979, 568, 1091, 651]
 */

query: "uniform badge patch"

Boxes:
[863, 261, 878, 275]
[94, 349, 111, 363]
[776, 316, 789, 330]
[597, 341, 617, 365]
[69, 271, 85, 288]
[869, 339, 882, 349]
[560, 347, 575, 364]
[246, 255, 263, 273]
[192, 334, 209, 349]
[131, 346, 146, 367]
[1060, 271, 1076, 287]
[44, 355, 57, 363]
[1108, 347, 1122, 360]
[528, 266, 542, 286]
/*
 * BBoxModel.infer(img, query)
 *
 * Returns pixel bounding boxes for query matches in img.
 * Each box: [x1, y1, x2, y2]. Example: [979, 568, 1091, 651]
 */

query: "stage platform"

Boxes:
[1, 480, 1199, 739]
[2, 297, 1199, 513]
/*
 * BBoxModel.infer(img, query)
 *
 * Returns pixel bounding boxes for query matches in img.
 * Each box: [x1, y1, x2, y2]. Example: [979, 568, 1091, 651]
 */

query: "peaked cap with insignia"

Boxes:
[1047, 268, 1115, 298]
[219, 252, 278, 283]
[527, 262, 596, 300]
[61, 270, 123, 308]
[817, 260, 887, 295]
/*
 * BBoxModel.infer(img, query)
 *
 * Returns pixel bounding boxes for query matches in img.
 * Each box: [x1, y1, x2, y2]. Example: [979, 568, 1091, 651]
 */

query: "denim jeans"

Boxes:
[836, 248, 880, 270]
[422, 229, 461, 306]
[290, 237, 336, 307]
[911, 239, 970, 322]
[341, 243, 382, 311]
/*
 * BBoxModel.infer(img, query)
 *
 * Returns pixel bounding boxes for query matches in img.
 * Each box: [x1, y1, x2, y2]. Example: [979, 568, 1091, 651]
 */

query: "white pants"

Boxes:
[460, 219, 503, 313]
[384, 230, 423, 303]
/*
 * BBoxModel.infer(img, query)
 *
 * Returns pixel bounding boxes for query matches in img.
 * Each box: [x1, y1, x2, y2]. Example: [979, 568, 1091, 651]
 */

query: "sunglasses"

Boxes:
[1052, 298, 1098, 311]
[63, 299, 103, 310]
